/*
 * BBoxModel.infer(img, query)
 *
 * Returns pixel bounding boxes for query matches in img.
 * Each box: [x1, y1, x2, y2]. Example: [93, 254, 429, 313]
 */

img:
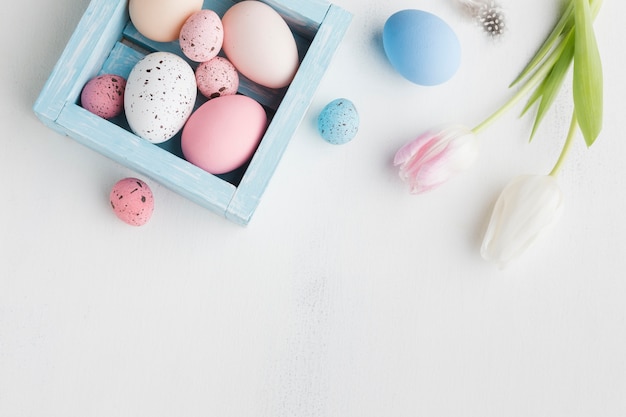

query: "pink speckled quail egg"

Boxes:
[80, 74, 126, 119]
[195, 56, 239, 100]
[109, 178, 154, 226]
[179, 9, 223, 62]
[124, 52, 197, 144]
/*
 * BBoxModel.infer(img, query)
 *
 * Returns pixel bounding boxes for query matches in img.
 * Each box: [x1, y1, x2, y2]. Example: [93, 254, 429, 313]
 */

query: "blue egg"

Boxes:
[383, 9, 461, 86]
[317, 98, 359, 145]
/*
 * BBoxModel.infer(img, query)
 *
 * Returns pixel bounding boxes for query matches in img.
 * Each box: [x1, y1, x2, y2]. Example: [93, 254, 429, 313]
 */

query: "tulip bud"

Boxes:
[394, 126, 479, 194]
[481, 175, 564, 267]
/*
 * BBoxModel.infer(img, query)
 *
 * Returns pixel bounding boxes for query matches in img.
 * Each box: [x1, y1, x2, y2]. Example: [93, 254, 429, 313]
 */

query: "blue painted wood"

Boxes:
[33, 0, 128, 124]
[226, 4, 353, 224]
[99, 42, 145, 79]
[255, 0, 329, 39]
[34, 0, 352, 225]
[57, 104, 236, 216]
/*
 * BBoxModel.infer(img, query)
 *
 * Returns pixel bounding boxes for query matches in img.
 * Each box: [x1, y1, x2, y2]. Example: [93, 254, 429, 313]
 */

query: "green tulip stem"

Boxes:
[471, 32, 571, 136]
[549, 111, 578, 177]
[471, 69, 545, 135]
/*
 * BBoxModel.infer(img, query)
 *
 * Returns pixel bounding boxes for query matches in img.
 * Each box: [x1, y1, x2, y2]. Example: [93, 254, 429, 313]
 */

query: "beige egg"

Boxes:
[129, 0, 203, 43]
[222, 1, 299, 89]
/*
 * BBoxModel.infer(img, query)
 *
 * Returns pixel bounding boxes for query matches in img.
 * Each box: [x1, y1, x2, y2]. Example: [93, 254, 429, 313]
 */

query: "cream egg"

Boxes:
[129, 0, 203, 43]
[222, 1, 299, 89]
[124, 52, 197, 144]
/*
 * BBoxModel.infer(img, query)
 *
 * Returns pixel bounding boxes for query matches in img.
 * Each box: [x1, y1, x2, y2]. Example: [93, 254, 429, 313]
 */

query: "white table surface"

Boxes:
[2, 0, 625, 416]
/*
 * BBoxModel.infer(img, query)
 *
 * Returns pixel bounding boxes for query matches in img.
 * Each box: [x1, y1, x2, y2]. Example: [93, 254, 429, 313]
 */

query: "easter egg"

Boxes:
[124, 52, 197, 144]
[195, 56, 239, 100]
[181, 95, 267, 174]
[129, 0, 203, 42]
[179, 9, 224, 63]
[222, 1, 299, 89]
[317, 98, 359, 145]
[80, 74, 126, 119]
[382, 9, 461, 86]
[109, 178, 154, 226]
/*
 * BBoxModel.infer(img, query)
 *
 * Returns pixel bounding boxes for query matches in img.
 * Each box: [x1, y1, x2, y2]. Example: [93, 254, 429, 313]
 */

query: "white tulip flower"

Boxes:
[481, 175, 564, 267]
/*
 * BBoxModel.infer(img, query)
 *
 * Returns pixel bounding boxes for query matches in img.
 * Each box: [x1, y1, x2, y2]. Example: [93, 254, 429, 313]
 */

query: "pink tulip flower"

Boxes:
[393, 126, 479, 194]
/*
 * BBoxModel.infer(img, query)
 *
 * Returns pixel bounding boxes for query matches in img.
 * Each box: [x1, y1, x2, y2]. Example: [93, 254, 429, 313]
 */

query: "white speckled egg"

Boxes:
[317, 98, 359, 145]
[195, 56, 239, 100]
[180, 9, 223, 62]
[124, 52, 197, 144]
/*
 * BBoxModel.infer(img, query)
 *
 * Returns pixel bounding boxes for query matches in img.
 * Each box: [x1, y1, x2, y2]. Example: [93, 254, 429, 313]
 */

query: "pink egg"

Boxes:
[195, 56, 239, 100]
[81, 74, 126, 119]
[109, 178, 154, 226]
[181, 95, 267, 174]
[179, 9, 223, 62]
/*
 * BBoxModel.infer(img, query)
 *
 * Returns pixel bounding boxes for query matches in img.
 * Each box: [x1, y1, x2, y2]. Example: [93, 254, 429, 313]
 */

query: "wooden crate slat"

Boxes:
[34, 0, 128, 123]
[99, 41, 145, 79]
[226, 4, 352, 224]
[56, 104, 236, 217]
[257, 0, 328, 39]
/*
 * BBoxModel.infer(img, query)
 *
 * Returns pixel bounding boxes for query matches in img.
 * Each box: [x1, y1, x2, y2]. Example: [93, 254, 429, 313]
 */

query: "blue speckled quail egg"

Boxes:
[317, 98, 359, 145]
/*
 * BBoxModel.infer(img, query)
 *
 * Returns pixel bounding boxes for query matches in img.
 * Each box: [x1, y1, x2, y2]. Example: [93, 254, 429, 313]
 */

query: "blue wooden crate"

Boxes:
[34, 0, 352, 225]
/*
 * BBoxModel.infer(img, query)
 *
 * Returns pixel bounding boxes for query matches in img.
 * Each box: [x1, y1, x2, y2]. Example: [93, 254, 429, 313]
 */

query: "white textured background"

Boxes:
[2, 0, 625, 416]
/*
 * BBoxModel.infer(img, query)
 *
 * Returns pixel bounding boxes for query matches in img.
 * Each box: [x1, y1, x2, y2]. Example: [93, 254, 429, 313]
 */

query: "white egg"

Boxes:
[124, 52, 197, 144]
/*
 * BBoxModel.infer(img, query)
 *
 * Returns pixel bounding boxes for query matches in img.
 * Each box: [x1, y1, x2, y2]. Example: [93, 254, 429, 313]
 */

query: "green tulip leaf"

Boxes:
[573, 0, 603, 146]
[510, 2, 574, 88]
[520, 82, 544, 117]
[528, 33, 575, 141]
[518, 30, 574, 122]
